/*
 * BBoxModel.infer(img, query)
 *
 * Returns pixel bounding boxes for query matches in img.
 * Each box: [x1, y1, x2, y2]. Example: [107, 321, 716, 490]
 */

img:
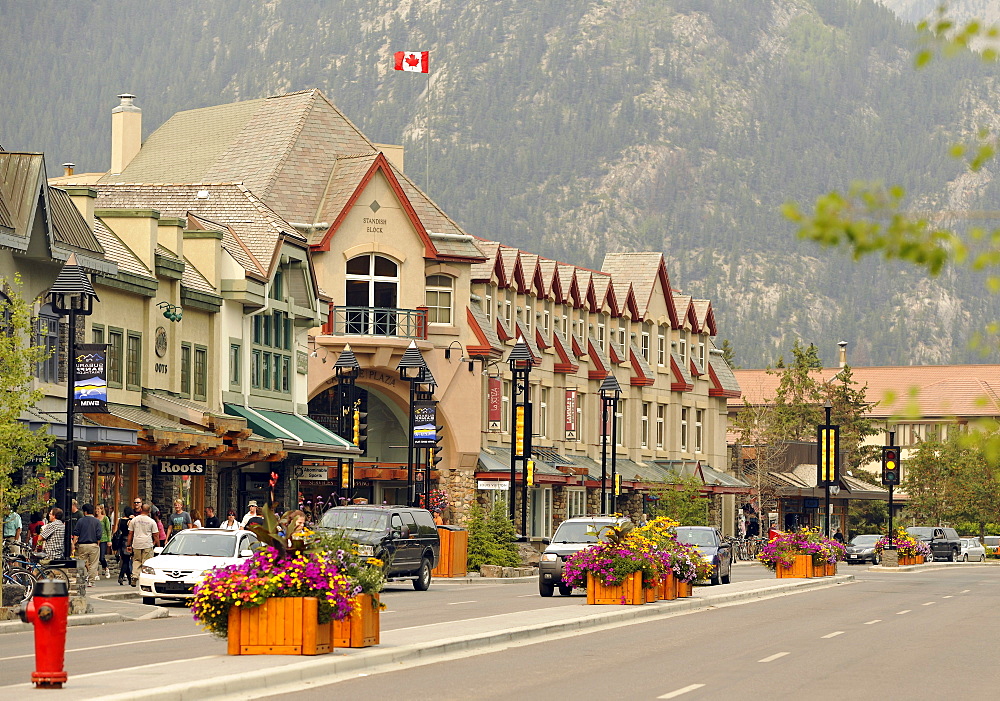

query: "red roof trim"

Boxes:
[466, 307, 500, 357]
[670, 355, 694, 392]
[552, 333, 579, 374]
[630, 349, 655, 386]
[708, 362, 740, 398]
[587, 338, 609, 380]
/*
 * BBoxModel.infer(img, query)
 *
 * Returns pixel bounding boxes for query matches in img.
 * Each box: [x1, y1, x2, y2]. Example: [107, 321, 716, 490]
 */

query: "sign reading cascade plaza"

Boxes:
[156, 459, 207, 475]
[74, 343, 108, 413]
[564, 388, 577, 440]
[413, 401, 437, 446]
[487, 378, 502, 432]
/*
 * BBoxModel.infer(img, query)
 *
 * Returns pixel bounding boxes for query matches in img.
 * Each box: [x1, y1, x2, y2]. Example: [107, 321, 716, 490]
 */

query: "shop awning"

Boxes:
[21, 409, 138, 445]
[223, 405, 359, 457]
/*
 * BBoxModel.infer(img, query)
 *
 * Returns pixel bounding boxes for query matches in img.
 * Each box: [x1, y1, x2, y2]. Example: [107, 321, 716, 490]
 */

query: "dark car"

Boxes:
[319, 505, 439, 590]
[906, 526, 961, 562]
[845, 534, 881, 565]
[675, 526, 732, 585]
[538, 516, 628, 597]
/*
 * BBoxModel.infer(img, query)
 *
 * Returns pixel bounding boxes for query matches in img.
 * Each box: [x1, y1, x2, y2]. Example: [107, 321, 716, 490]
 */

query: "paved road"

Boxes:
[280, 567, 999, 701]
[0, 563, 769, 682]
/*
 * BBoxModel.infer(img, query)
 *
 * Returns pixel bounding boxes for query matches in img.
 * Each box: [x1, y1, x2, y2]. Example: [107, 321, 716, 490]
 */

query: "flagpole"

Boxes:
[425, 70, 431, 193]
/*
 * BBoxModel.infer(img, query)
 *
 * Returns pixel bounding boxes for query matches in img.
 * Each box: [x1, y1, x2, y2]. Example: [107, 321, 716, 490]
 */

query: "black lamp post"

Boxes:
[414, 366, 437, 509]
[48, 254, 99, 560]
[506, 337, 534, 533]
[334, 344, 360, 499]
[599, 373, 622, 515]
[817, 401, 840, 538]
[397, 341, 433, 506]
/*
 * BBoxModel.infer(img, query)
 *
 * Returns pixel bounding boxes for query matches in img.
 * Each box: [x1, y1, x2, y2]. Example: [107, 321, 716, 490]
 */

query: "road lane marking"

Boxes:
[0, 633, 209, 662]
[517, 594, 537, 598]
[447, 600, 477, 605]
[864, 620, 881, 625]
[897, 610, 911, 615]
[943, 595, 953, 599]
[821, 631, 844, 638]
[960, 589, 970, 593]
[658, 684, 706, 698]
[922, 602, 936, 606]
[758, 652, 789, 663]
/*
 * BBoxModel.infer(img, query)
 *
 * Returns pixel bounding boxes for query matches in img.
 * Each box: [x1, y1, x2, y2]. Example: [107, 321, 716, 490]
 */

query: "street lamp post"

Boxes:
[48, 254, 99, 560]
[506, 338, 534, 533]
[599, 373, 621, 515]
[334, 344, 360, 500]
[397, 341, 434, 507]
[817, 401, 840, 538]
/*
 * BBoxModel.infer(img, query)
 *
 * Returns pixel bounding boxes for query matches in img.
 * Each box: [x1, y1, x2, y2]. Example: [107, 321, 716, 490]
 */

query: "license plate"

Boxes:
[357, 545, 374, 557]
[163, 582, 191, 593]
[849, 555, 859, 559]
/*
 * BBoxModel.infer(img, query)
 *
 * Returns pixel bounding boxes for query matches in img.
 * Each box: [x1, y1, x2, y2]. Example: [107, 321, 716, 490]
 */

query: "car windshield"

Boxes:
[850, 535, 880, 546]
[676, 528, 716, 547]
[907, 527, 934, 539]
[551, 521, 616, 543]
[161, 533, 236, 557]
[320, 509, 389, 532]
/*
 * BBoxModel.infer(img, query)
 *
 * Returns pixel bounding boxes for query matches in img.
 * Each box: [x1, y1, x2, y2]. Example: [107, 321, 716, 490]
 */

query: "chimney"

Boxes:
[110, 93, 141, 175]
[62, 163, 75, 177]
[837, 340, 848, 368]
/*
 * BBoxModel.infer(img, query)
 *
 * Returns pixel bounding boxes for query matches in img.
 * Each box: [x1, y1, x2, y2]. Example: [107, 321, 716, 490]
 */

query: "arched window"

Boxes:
[345, 254, 399, 334]
[424, 275, 453, 324]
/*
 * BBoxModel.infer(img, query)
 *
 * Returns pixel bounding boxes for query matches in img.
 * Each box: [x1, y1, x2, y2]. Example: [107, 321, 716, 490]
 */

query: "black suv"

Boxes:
[906, 526, 961, 562]
[319, 506, 440, 590]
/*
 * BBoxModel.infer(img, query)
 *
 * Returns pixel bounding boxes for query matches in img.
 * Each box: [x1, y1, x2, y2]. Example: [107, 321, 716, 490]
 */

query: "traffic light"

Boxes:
[615, 473, 622, 496]
[340, 459, 351, 490]
[882, 447, 900, 486]
[526, 459, 534, 487]
[352, 405, 368, 454]
[429, 427, 444, 470]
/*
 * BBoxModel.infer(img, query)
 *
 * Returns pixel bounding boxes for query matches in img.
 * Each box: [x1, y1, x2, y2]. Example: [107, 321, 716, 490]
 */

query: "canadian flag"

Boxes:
[394, 51, 429, 73]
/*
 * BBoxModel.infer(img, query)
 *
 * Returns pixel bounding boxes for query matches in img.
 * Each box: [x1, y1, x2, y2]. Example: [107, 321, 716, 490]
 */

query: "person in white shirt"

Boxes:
[221, 510, 239, 531]
[240, 501, 264, 528]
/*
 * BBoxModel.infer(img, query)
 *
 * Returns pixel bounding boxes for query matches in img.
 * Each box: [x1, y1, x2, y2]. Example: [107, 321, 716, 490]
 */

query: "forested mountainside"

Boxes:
[878, 0, 1000, 25]
[3, 0, 1000, 368]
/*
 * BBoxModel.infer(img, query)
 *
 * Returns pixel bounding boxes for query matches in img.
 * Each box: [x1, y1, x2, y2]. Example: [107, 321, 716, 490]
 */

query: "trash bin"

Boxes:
[432, 526, 468, 578]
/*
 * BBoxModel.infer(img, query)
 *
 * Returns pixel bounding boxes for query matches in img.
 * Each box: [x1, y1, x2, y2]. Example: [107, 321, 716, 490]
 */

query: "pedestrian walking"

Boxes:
[190, 509, 203, 529]
[28, 511, 44, 550]
[241, 501, 264, 528]
[166, 499, 193, 539]
[220, 510, 239, 531]
[3, 506, 23, 545]
[203, 506, 220, 529]
[113, 507, 134, 585]
[72, 504, 102, 586]
[126, 503, 160, 587]
[37, 508, 65, 559]
[96, 504, 113, 579]
[153, 511, 167, 544]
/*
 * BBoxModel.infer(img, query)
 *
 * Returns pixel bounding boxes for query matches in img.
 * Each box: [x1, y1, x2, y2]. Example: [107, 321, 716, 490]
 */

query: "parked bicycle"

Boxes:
[3, 565, 38, 605]
[2, 540, 71, 585]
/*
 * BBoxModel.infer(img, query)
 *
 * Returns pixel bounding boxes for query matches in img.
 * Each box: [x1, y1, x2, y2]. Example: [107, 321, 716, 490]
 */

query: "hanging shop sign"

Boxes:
[478, 480, 510, 490]
[292, 465, 330, 481]
[564, 388, 577, 440]
[413, 401, 437, 446]
[156, 459, 207, 475]
[487, 377, 502, 432]
[74, 343, 108, 413]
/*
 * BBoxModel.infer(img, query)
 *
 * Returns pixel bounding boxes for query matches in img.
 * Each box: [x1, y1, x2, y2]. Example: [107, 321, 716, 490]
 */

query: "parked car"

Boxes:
[845, 534, 882, 565]
[136, 528, 259, 605]
[958, 538, 987, 562]
[983, 535, 1000, 556]
[906, 526, 961, 562]
[538, 515, 629, 597]
[318, 505, 439, 590]
[675, 526, 732, 585]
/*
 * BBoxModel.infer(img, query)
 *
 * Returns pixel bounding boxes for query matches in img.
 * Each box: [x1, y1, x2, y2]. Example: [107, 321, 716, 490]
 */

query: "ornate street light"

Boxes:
[48, 254, 99, 559]
[397, 341, 434, 506]
[599, 372, 622, 515]
[334, 344, 360, 499]
[506, 337, 535, 533]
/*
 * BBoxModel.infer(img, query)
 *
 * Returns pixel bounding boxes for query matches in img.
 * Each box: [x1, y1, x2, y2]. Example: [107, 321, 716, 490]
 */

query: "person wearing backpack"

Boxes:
[113, 506, 134, 585]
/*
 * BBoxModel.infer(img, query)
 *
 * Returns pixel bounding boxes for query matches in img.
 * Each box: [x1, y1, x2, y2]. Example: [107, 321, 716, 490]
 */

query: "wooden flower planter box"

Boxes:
[432, 527, 468, 578]
[227, 597, 332, 656]
[644, 584, 658, 603]
[775, 554, 815, 579]
[586, 572, 645, 605]
[676, 580, 693, 598]
[332, 594, 380, 648]
[659, 573, 678, 601]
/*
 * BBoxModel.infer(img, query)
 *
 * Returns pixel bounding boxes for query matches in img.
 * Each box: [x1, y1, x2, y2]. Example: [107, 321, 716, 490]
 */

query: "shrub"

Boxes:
[466, 501, 522, 570]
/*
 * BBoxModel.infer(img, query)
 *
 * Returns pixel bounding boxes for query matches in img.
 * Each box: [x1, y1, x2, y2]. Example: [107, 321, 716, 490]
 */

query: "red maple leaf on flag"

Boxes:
[405, 53, 420, 67]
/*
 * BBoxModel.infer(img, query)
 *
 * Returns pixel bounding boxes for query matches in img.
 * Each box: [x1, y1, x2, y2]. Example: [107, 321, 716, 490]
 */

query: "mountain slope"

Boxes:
[2, 0, 999, 368]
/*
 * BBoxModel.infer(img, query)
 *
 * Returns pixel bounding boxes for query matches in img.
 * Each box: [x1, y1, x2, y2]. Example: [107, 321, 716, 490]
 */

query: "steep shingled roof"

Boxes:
[601, 252, 665, 316]
[92, 218, 153, 280]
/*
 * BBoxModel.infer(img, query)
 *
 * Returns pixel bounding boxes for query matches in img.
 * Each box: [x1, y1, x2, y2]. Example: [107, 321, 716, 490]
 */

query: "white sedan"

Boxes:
[958, 538, 987, 562]
[136, 529, 260, 605]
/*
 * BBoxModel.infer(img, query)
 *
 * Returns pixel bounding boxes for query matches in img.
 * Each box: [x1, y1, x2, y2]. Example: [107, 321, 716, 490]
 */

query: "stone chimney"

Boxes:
[837, 340, 848, 368]
[62, 163, 75, 177]
[110, 93, 142, 175]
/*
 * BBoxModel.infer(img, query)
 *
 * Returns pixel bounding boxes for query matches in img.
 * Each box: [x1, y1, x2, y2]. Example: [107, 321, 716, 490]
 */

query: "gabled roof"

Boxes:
[537, 258, 557, 299]
[692, 299, 717, 336]
[499, 247, 522, 291]
[92, 218, 153, 281]
[730, 365, 1000, 418]
[673, 293, 696, 329]
[601, 252, 677, 325]
[48, 187, 104, 254]
[471, 239, 503, 283]
[591, 272, 614, 313]
[557, 265, 578, 306]
[94, 183, 305, 280]
[0, 152, 45, 241]
[518, 252, 539, 295]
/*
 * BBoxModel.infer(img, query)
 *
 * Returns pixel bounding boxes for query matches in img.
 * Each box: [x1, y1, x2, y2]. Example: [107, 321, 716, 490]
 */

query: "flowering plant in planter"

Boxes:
[561, 521, 661, 589]
[758, 528, 845, 571]
[418, 489, 449, 515]
[874, 528, 929, 558]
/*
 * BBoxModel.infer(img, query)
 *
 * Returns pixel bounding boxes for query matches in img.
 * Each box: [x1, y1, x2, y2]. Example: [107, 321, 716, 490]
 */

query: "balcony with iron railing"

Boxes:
[326, 306, 428, 340]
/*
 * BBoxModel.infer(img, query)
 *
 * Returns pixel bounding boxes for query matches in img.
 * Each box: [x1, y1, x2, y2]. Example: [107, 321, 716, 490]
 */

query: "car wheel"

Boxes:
[873, 554, 881, 566]
[142, 596, 156, 605]
[558, 584, 573, 596]
[948, 549, 957, 562]
[412, 557, 432, 591]
[710, 564, 722, 586]
[962, 554, 968, 562]
[539, 580, 555, 597]
[721, 564, 731, 585]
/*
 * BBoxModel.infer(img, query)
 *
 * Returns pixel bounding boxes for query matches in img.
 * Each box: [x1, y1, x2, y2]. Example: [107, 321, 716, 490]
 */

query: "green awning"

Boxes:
[223, 404, 357, 453]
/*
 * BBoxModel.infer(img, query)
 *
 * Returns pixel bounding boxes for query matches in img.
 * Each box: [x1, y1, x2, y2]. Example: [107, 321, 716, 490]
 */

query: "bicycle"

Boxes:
[2, 540, 71, 585]
[3, 567, 38, 605]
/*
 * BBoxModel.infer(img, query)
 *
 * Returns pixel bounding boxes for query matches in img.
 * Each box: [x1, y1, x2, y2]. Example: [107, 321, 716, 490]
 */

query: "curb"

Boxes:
[869, 561, 998, 573]
[432, 575, 537, 584]
[91, 574, 853, 701]
[0, 613, 125, 636]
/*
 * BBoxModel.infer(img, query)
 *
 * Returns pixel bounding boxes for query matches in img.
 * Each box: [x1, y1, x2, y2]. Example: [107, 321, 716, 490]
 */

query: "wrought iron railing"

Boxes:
[328, 306, 428, 339]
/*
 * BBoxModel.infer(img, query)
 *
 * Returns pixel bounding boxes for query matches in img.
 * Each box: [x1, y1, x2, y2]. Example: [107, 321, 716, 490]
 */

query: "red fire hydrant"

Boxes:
[17, 579, 69, 688]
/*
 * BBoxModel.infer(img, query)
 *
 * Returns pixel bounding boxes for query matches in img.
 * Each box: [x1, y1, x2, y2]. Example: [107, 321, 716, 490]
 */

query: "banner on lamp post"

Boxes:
[564, 388, 577, 440]
[413, 401, 437, 446]
[74, 344, 108, 413]
[488, 377, 502, 432]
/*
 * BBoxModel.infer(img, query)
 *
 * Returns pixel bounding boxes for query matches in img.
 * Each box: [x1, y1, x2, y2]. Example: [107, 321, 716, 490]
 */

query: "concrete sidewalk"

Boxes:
[0, 573, 854, 700]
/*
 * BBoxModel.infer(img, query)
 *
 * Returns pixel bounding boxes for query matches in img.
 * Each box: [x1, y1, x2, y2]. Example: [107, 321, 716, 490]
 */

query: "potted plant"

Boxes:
[759, 528, 844, 578]
[562, 521, 659, 605]
[875, 528, 928, 565]
[310, 530, 386, 648]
